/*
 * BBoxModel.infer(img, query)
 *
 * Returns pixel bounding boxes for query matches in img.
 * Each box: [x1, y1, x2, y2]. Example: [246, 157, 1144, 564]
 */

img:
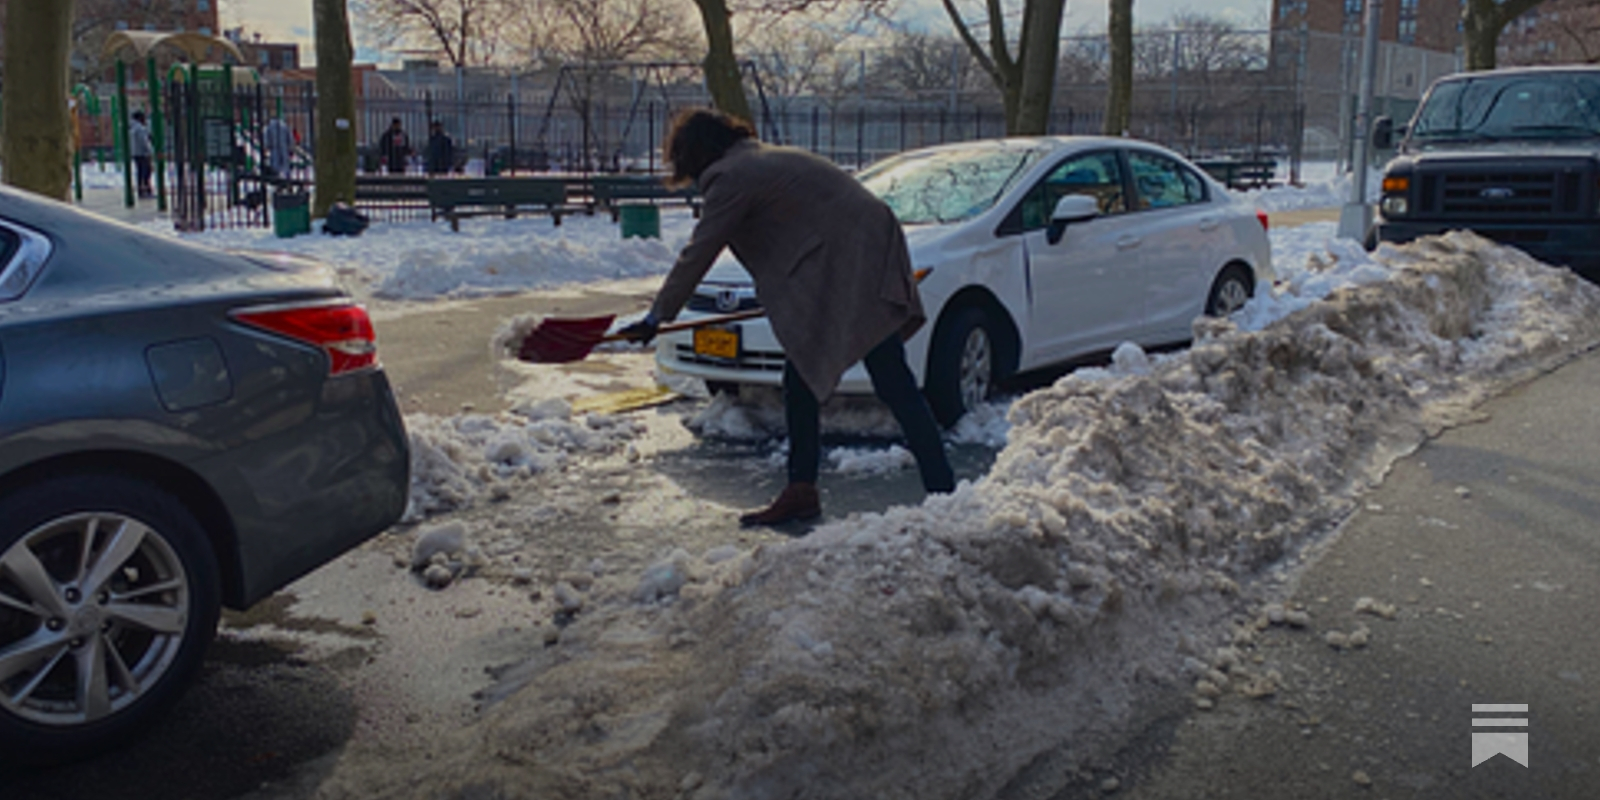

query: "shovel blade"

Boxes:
[516, 314, 616, 363]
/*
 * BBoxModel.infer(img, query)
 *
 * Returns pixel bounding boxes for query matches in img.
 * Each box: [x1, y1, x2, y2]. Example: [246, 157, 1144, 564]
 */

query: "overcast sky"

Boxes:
[219, 0, 1271, 68]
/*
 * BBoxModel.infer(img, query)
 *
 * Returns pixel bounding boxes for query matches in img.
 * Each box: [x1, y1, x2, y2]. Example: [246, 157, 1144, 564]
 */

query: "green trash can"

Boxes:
[272, 190, 311, 238]
[619, 204, 661, 239]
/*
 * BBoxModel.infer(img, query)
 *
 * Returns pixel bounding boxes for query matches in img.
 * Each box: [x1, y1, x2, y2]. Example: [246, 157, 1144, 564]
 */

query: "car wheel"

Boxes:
[926, 306, 1000, 427]
[0, 473, 221, 765]
[1205, 266, 1254, 318]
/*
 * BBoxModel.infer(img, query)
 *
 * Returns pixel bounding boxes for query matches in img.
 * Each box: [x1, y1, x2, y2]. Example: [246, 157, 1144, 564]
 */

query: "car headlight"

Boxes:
[1381, 195, 1409, 217]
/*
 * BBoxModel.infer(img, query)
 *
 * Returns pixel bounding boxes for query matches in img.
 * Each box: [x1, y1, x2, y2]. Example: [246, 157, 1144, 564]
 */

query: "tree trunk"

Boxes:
[690, 0, 753, 124]
[1463, 0, 1548, 71]
[314, 0, 359, 218]
[1463, 0, 1499, 70]
[2, 0, 75, 200]
[1104, 0, 1134, 136]
[1012, 0, 1067, 135]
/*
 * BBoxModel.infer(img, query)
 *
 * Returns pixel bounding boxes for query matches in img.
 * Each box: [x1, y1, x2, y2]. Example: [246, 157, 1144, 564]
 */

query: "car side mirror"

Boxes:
[1372, 116, 1394, 150]
[1047, 195, 1100, 245]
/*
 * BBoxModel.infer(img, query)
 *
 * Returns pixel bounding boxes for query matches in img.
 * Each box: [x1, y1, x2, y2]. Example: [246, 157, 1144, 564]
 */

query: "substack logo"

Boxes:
[1471, 704, 1530, 768]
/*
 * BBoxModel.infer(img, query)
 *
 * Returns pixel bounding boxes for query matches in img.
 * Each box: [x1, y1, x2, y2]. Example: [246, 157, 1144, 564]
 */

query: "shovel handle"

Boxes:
[600, 307, 765, 342]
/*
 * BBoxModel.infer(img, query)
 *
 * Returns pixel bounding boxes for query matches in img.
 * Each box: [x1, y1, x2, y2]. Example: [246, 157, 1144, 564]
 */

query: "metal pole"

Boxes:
[116, 61, 133, 208]
[148, 56, 168, 211]
[1339, 0, 1381, 241]
[1170, 31, 1181, 128]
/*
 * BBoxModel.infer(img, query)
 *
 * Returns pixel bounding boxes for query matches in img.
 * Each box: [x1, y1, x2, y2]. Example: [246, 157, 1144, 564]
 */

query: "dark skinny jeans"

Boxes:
[784, 333, 956, 493]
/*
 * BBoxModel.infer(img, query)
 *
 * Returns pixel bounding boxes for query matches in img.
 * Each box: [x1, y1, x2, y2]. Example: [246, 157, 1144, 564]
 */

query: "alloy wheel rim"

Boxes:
[0, 512, 189, 726]
[959, 327, 992, 412]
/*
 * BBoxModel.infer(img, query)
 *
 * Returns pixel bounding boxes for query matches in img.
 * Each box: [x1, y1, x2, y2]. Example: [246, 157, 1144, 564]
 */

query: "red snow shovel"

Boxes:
[516, 308, 766, 363]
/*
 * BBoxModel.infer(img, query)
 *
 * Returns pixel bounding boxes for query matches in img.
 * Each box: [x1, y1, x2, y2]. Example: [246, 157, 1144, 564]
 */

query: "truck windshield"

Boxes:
[1410, 72, 1600, 143]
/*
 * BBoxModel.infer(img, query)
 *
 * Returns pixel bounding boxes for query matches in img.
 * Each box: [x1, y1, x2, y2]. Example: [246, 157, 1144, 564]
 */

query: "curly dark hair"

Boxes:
[663, 108, 755, 188]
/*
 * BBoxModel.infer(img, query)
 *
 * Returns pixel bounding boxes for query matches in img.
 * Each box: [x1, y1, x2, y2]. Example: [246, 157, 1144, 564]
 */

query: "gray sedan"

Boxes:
[0, 187, 409, 764]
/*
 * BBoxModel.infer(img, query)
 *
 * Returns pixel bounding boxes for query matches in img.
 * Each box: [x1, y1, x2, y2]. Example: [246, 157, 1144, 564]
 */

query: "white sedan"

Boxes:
[656, 136, 1273, 425]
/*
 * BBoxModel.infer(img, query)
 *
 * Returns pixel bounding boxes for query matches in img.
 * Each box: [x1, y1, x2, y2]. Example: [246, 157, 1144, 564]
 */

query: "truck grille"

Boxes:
[1418, 162, 1592, 220]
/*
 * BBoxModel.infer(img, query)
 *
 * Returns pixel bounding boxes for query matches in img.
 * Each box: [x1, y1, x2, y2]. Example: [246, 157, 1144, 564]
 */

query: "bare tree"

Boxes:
[513, 0, 699, 63]
[3, 0, 75, 199]
[1463, 0, 1548, 69]
[1104, 0, 1132, 135]
[873, 28, 981, 99]
[314, 0, 358, 217]
[746, 25, 846, 115]
[941, 0, 1069, 134]
[356, 0, 507, 67]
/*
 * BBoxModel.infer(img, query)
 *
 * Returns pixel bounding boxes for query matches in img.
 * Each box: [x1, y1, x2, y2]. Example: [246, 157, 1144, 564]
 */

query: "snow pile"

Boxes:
[687, 387, 1016, 452]
[394, 232, 1600, 800]
[1236, 226, 1392, 330]
[403, 406, 643, 521]
[156, 211, 696, 301]
[826, 444, 915, 475]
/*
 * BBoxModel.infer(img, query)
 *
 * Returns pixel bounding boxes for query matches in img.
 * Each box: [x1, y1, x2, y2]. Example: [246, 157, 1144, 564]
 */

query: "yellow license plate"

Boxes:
[693, 326, 740, 360]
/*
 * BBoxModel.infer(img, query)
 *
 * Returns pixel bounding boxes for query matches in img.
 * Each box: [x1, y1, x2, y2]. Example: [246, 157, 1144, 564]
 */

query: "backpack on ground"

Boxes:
[322, 203, 370, 237]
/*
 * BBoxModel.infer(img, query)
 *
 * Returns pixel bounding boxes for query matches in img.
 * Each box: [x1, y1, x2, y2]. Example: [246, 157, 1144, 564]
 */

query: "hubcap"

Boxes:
[0, 513, 189, 726]
[958, 326, 993, 412]
[1214, 278, 1250, 316]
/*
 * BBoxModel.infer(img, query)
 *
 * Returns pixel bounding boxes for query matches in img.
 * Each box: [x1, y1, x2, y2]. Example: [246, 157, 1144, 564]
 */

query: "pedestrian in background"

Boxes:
[619, 108, 955, 526]
[425, 120, 454, 175]
[129, 111, 154, 199]
[263, 114, 294, 180]
[378, 117, 410, 175]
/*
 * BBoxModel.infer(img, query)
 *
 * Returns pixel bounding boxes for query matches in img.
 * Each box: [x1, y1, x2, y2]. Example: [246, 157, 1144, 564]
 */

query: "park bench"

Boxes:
[587, 176, 701, 221]
[1193, 158, 1277, 191]
[354, 175, 430, 211]
[426, 177, 572, 231]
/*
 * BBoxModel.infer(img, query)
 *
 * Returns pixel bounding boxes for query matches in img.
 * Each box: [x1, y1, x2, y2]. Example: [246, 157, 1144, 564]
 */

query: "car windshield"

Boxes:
[858, 144, 1046, 225]
[1410, 72, 1600, 143]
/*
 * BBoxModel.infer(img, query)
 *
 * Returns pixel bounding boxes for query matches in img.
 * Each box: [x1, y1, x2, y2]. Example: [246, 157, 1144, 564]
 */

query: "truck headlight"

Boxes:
[1381, 195, 1409, 216]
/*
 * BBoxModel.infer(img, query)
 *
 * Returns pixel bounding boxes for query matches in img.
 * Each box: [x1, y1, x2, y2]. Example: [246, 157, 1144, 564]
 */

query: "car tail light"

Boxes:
[233, 300, 378, 376]
[1256, 209, 1270, 231]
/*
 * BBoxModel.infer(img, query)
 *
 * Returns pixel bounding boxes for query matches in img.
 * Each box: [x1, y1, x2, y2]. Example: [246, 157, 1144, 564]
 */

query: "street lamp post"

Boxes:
[1339, 0, 1382, 241]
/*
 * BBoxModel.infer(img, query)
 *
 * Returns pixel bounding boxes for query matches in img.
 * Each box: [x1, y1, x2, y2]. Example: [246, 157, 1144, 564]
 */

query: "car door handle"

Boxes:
[1115, 235, 1142, 250]
[1198, 216, 1220, 231]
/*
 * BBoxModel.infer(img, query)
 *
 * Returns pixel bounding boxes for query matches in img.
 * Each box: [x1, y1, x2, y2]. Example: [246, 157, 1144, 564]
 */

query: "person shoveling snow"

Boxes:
[612, 108, 955, 526]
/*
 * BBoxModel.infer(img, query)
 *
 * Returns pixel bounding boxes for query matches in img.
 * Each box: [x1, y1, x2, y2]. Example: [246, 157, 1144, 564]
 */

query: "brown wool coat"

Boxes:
[651, 140, 924, 400]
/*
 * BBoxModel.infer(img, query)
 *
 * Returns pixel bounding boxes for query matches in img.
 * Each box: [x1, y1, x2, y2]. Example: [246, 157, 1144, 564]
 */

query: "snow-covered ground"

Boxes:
[160, 212, 697, 301]
[368, 231, 1600, 800]
[1242, 160, 1381, 212]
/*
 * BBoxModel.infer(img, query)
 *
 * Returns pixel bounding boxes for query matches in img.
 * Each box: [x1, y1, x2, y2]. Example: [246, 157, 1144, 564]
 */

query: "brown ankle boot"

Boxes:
[739, 483, 821, 526]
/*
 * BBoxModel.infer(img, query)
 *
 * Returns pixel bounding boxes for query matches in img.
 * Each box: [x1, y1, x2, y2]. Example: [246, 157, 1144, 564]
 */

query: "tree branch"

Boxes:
[939, 0, 1002, 85]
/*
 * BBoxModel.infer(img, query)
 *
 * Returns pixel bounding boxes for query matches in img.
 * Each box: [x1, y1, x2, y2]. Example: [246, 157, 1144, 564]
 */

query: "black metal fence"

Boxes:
[160, 63, 1305, 231]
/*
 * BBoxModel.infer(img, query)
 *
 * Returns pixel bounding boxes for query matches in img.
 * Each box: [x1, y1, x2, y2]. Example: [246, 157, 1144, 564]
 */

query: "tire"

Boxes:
[0, 473, 221, 765]
[1205, 266, 1254, 318]
[926, 305, 1004, 428]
